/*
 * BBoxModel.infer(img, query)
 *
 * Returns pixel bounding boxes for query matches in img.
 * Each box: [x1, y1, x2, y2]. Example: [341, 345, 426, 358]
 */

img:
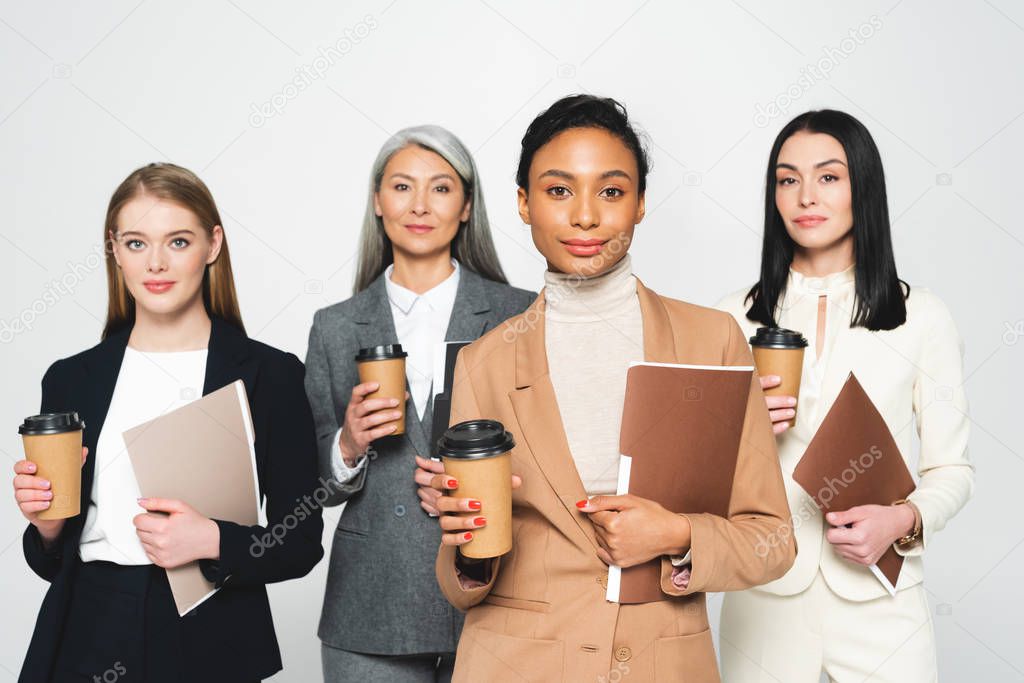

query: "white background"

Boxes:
[1, 1, 1020, 681]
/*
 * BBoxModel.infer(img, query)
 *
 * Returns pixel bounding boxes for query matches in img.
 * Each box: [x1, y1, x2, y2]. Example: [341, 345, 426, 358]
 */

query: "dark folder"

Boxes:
[792, 372, 915, 594]
[430, 341, 471, 457]
[608, 362, 754, 603]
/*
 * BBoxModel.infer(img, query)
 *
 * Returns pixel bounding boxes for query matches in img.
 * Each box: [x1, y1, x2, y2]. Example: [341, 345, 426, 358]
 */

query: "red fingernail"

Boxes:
[446, 479, 458, 489]
[463, 532, 473, 541]
[576, 499, 588, 508]
[474, 517, 486, 527]
[468, 500, 482, 510]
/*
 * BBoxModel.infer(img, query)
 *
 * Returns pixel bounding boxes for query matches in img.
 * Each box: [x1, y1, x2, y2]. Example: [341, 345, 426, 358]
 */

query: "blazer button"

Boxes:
[394, 504, 406, 517]
[614, 646, 632, 662]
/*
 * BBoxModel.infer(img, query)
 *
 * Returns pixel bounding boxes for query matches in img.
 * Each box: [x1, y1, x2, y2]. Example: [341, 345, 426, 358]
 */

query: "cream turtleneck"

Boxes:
[544, 254, 643, 495]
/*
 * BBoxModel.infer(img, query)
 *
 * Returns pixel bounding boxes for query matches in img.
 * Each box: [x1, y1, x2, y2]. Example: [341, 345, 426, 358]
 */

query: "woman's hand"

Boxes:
[759, 375, 797, 435]
[577, 494, 691, 568]
[824, 504, 916, 565]
[12, 447, 88, 547]
[413, 455, 521, 543]
[133, 498, 220, 568]
[338, 383, 408, 467]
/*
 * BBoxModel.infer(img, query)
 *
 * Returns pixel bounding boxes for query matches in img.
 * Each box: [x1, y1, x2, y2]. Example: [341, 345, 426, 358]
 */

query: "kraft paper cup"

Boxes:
[439, 419, 515, 559]
[355, 344, 409, 436]
[750, 327, 809, 427]
[19, 412, 85, 520]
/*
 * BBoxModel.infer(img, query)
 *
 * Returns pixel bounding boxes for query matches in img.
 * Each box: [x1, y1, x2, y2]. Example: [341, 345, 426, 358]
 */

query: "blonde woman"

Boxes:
[14, 163, 323, 682]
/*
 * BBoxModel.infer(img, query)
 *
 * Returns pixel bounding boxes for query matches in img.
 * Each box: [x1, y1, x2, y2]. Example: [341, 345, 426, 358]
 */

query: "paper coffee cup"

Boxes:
[19, 412, 85, 520]
[438, 419, 516, 559]
[749, 327, 809, 426]
[355, 344, 409, 436]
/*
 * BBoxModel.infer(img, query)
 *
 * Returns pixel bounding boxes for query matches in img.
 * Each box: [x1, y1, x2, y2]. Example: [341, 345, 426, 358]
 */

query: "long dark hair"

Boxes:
[745, 109, 908, 331]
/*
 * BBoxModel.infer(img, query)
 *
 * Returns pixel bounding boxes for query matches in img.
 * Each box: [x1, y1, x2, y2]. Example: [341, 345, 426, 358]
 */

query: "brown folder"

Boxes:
[124, 380, 261, 615]
[792, 372, 915, 593]
[608, 362, 754, 604]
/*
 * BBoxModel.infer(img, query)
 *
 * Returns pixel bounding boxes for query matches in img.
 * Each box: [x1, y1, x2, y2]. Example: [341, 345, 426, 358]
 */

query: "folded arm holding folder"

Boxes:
[125, 373, 324, 614]
[792, 373, 917, 594]
[607, 359, 791, 603]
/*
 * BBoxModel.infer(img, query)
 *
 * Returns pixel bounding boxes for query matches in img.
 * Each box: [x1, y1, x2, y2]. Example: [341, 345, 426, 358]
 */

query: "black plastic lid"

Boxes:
[18, 412, 85, 436]
[354, 344, 408, 362]
[437, 420, 515, 460]
[749, 327, 809, 349]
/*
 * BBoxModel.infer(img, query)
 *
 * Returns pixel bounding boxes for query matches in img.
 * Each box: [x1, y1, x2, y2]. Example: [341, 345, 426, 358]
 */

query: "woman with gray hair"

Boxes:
[304, 125, 534, 682]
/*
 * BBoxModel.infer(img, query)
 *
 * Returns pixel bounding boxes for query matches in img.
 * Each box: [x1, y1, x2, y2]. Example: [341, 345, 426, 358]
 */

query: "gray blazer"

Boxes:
[304, 266, 534, 656]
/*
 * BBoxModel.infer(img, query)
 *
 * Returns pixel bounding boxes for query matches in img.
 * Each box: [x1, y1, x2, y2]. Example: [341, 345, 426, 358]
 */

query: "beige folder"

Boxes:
[123, 380, 261, 615]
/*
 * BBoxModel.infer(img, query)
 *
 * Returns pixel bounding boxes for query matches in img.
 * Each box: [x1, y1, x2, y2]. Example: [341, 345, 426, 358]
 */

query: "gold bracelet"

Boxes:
[891, 498, 922, 548]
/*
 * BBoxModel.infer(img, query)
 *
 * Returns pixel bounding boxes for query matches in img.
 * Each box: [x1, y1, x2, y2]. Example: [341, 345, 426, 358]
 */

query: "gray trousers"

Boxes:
[321, 644, 455, 683]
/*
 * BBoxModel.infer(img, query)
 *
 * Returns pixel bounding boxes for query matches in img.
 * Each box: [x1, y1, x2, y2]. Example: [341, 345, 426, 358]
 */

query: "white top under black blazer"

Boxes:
[20, 317, 324, 682]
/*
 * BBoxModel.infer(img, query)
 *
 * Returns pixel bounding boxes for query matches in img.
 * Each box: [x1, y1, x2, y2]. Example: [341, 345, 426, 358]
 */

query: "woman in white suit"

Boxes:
[716, 110, 974, 682]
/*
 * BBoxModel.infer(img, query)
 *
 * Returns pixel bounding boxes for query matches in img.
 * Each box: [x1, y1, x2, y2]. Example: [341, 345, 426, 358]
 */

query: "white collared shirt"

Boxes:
[330, 260, 461, 482]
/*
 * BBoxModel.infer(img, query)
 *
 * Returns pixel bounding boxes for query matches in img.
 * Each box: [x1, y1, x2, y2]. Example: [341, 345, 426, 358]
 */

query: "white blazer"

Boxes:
[717, 266, 974, 601]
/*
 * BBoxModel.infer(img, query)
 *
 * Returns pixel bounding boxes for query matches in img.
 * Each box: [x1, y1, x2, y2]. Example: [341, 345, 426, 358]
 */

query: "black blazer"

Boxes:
[20, 317, 324, 682]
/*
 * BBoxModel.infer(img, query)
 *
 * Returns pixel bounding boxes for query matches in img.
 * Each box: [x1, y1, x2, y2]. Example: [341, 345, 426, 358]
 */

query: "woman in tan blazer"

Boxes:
[415, 95, 796, 682]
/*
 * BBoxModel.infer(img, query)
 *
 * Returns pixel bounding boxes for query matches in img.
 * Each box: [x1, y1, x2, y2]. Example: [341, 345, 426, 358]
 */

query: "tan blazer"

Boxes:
[436, 280, 795, 683]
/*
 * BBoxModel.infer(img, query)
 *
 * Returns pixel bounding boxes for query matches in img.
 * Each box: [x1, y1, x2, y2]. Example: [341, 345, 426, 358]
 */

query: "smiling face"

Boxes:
[374, 145, 471, 262]
[517, 127, 645, 277]
[110, 194, 222, 318]
[774, 131, 854, 252]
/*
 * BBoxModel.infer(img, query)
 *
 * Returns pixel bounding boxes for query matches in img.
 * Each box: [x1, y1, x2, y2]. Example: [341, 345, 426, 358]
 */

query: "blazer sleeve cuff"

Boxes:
[202, 519, 249, 587]
[436, 543, 500, 610]
[23, 523, 63, 581]
[662, 513, 712, 596]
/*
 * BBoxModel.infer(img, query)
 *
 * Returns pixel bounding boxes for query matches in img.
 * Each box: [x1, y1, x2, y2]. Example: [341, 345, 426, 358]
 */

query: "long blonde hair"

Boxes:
[102, 163, 245, 339]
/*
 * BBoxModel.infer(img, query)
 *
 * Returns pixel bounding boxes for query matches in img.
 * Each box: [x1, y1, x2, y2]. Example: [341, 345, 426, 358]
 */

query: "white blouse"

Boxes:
[79, 347, 207, 564]
[717, 267, 974, 601]
[329, 260, 461, 483]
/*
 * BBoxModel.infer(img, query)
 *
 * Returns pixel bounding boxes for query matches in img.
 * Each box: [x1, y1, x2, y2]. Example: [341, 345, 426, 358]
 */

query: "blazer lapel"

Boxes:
[76, 316, 261, 511]
[352, 274, 430, 457]
[203, 318, 258, 401]
[636, 278, 679, 364]
[444, 268, 493, 343]
[508, 290, 598, 552]
[508, 276, 679, 553]
[78, 328, 131, 517]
